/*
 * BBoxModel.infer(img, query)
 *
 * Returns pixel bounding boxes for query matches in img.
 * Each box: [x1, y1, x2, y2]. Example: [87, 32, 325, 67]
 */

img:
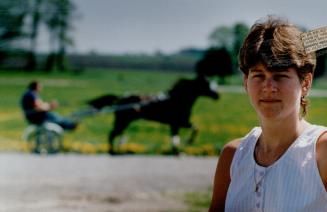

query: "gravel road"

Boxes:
[0, 153, 217, 212]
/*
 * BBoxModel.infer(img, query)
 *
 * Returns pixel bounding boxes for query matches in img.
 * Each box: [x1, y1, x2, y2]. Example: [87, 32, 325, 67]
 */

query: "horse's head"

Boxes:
[167, 76, 219, 104]
[195, 76, 220, 100]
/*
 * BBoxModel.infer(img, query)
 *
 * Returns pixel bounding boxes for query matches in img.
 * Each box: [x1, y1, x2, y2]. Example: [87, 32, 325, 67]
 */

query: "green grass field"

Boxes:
[1, 69, 327, 155]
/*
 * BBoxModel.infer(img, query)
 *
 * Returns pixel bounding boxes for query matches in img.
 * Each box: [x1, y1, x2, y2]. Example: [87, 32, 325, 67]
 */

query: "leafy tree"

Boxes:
[43, 0, 76, 71]
[25, 0, 44, 71]
[209, 26, 233, 51]
[195, 48, 233, 84]
[0, 0, 78, 72]
[209, 22, 249, 73]
[232, 23, 249, 59]
[0, 0, 28, 62]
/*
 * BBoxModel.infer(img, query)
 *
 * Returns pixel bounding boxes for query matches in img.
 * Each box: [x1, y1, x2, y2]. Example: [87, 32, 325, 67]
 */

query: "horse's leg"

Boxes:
[108, 116, 132, 155]
[108, 130, 118, 155]
[172, 135, 180, 147]
[118, 136, 128, 146]
[186, 125, 198, 145]
[170, 126, 180, 155]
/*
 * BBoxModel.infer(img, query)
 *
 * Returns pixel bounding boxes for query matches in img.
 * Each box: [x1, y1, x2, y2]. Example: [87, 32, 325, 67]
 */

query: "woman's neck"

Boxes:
[255, 118, 310, 166]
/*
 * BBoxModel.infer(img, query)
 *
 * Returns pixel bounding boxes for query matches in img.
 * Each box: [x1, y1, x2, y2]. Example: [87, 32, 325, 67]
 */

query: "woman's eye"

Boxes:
[252, 74, 264, 79]
[274, 75, 289, 80]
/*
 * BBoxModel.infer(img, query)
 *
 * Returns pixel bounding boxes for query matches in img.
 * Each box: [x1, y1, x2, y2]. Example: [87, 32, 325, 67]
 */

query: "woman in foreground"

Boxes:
[209, 16, 327, 212]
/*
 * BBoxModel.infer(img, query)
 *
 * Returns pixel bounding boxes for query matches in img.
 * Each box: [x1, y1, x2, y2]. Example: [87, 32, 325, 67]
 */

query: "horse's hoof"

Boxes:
[172, 148, 180, 156]
[162, 147, 180, 156]
[108, 149, 115, 155]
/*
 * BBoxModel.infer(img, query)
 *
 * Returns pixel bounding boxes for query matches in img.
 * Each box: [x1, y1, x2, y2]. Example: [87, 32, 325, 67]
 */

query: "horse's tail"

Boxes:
[87, 94, 120, 109]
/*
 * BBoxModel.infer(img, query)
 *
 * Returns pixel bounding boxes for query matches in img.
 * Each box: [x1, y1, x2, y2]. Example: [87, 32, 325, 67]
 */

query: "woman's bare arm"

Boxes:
[317, 132, 327, 191]
[209, 139, 240, 212]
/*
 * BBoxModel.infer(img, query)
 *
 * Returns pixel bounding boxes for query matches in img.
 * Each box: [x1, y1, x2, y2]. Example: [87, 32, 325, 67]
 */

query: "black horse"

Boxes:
[88, 76, 219, 154]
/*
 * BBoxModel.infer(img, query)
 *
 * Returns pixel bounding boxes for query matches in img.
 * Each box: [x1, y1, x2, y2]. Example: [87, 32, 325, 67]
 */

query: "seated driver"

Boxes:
[21, 80, 78, 130]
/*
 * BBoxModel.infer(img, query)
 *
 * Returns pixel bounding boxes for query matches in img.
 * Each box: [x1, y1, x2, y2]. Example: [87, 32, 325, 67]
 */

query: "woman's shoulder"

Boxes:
[222, 138, 241, 153]
[317, 130, 327, 189]
[219, 139, 242, 165]
[317, 131, 327, 159]
[221, 127, 260, 158]
[316, 127, 327, 154]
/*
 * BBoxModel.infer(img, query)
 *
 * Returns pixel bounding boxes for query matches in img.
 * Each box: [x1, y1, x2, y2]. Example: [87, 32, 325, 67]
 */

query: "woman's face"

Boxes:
[243, 63, 311, 121]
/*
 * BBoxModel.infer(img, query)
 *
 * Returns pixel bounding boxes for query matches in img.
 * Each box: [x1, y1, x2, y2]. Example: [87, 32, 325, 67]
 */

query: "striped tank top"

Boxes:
[225, 125, 327, 212]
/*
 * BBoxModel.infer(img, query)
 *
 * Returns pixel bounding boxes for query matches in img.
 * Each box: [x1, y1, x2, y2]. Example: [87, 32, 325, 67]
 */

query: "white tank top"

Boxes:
[225, 125, 327, 212]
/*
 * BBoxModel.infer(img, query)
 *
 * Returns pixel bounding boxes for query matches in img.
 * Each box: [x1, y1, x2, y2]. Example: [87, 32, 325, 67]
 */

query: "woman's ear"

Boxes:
[243, 75, 248, 92]
[302, 73, 313, 97]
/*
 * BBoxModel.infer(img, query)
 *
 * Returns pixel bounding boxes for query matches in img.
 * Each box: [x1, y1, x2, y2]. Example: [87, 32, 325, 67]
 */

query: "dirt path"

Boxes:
[0, 153, 217, 212]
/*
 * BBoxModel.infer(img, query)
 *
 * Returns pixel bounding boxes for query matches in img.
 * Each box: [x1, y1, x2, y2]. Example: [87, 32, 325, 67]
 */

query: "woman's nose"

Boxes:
[263, 78, 277, 92]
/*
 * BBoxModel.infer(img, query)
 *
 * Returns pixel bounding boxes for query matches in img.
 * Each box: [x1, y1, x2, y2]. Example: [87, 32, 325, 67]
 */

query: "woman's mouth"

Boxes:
[260, 99, 281, 103]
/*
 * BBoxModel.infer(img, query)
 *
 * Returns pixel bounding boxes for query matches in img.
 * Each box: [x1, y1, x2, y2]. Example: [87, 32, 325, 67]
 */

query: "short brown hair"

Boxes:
[239, 16, 316, 81]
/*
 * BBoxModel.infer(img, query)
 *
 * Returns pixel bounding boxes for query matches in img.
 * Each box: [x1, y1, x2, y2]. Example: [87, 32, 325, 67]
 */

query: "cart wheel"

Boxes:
[34, 128, 62, 154]
[24, 123, 63, 154]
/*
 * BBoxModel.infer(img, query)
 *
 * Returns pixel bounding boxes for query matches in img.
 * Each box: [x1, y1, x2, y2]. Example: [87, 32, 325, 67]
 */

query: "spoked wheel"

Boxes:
[24, 123, 63, 154]
[34, 128, 62, 154]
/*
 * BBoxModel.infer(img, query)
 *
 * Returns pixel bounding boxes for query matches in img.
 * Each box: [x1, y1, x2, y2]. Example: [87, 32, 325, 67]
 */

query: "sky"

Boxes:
[42, 0, 327, 54]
